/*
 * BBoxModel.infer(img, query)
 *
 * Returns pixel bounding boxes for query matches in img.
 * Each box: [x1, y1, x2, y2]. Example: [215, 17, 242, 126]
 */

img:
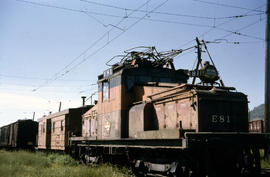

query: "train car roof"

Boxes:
[37, 105, 92, 122]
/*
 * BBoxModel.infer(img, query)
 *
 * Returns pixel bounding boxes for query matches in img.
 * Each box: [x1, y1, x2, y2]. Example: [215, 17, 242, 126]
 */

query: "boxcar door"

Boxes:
[46, 119, 51, 149]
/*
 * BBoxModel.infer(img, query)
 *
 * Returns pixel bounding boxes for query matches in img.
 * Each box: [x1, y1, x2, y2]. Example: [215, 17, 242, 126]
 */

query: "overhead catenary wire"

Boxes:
[206, 39, 264, 45]
[14, 0, 264, 91]
[58, 0, 169, 78]
[178, 4, 266, 48]
[31, 0, 169, 92]
[192, 0, 265, 13]
[15, 0, 265, 37]
[80, 0, 264, 20]
[219, 18, 265, 41]
[15, 0, 264, 22]
[0, 74, 93, 82]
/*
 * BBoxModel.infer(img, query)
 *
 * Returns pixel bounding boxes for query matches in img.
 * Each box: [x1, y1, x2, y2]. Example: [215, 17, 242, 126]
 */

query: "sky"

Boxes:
[0, 0, 266, 126]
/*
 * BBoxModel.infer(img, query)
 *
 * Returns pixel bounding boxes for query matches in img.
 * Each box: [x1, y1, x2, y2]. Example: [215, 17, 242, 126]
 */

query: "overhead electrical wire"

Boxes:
[0, 82, 95, 88]
[15, 0, 264, 32]
[31, 0, 153, 92]
[56, 0, 169, 80]
[80, 0, 264, 20]
[16, 0, 162, 92]
[208, 39, 264, 45]
[14, 0, 265, 91]
[219, 18, 265, 41]
[83, 12, 215, 28]
[192, 0, 265, 13]
[15, 0, 263, 22]
[15, 0, 122, 18]
[178, 4, 266, 48]
[0, 74, 93, 82]
[31, 0, 169, 92]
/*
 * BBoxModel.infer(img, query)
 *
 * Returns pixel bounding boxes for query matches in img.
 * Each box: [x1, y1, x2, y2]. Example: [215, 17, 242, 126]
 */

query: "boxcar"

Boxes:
[37, 106, 91, 151]
[249, 119, 264, 133]
[0, 119, 38, 149]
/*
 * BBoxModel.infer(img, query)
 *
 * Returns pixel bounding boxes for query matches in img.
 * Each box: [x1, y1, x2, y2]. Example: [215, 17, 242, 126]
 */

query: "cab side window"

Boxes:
[103, 81, 109, 101]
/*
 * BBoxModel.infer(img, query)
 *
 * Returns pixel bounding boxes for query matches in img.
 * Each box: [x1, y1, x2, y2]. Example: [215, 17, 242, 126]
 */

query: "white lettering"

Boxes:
[211, 115, 230, 123]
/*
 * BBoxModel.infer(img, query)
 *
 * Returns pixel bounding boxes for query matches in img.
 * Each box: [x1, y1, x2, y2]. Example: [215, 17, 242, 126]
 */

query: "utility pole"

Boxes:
[265, 0, 270, 133]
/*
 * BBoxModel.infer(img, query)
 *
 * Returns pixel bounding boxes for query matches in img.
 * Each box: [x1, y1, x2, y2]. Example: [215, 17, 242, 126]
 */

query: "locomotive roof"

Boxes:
[98, 64, 189, 83]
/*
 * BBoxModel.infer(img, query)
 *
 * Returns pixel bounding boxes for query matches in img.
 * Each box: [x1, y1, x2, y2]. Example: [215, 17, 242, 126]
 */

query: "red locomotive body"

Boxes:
[70, 42, 270, 177]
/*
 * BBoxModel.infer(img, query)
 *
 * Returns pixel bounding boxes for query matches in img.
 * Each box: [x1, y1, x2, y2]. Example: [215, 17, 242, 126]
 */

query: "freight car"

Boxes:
[69, 39, 270, 177]
[249, 119, 264, 133]
[37, 106, 91, 151]
[0, 119, 38, 149]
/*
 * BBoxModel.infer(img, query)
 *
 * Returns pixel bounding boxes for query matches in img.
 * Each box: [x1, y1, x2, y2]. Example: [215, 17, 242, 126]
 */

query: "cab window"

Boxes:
[103, 81, 109, 101]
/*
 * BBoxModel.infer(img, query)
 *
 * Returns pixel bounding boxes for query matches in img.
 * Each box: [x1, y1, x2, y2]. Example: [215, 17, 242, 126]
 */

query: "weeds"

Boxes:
[0, 150, 134, 177]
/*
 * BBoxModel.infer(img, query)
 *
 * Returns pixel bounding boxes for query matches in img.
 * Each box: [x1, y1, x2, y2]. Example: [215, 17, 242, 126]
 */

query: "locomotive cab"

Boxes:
[97, 59, 188, 139]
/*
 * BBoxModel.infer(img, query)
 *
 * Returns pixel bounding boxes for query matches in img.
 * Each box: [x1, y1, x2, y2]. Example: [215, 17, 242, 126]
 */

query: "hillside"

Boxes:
[249, 104, 264, 120]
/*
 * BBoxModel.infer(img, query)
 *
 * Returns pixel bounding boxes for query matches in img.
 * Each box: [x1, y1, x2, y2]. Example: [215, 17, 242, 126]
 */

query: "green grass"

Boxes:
[0, 150, 134, 177]
[261, 150, 270, 169]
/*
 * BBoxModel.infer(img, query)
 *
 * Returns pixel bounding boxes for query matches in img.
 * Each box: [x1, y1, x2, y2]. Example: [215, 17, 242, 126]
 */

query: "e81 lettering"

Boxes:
[211, 115, 230, 123]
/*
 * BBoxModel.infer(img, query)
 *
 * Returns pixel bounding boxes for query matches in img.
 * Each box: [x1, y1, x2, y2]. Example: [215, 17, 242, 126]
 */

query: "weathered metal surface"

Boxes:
[129, 103, 158, 138]
[38, 106, 91, 151]
[97, 60, 250, 141]
[82, 104, 98, 137]
[152, 89, 197, 132]
[135, 129, 180, 139]
[97, 64, 188, 140]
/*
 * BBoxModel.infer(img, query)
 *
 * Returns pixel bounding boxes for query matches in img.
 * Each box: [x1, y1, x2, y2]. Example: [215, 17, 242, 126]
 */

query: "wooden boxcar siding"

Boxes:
[8, 123, 14, 146]
[0, 125, 9, 146]
[38, 118, 47, 149]
[9, 122, 17, 147]
[49, 107, 90, 150]
[50, 115, 66, 150]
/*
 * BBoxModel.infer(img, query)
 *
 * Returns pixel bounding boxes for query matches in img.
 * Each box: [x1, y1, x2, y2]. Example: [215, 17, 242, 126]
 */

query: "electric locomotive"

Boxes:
[70, 38, 270, 177]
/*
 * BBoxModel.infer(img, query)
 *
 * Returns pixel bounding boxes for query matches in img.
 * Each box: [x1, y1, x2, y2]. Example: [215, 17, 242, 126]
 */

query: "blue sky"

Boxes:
[0, 0, 266, 126]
